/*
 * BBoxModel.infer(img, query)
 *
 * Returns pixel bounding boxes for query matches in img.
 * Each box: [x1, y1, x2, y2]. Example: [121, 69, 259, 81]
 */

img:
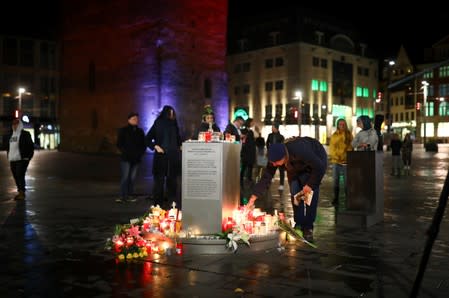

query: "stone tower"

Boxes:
[59, 0, 228, 152]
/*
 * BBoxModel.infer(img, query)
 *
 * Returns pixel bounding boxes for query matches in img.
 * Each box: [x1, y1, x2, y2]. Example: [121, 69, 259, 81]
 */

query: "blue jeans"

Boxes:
[332, 163, 347, 200]
[120, 161, 139, 199]
[290, 178, 320, 230]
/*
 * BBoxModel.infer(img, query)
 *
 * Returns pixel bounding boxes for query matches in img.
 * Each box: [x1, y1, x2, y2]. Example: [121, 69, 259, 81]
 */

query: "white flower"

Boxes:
[226, 230, 250, 253]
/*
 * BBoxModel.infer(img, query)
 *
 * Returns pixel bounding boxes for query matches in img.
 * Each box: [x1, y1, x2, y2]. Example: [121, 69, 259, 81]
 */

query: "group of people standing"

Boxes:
[116, 103, 292, 210]
[117, 106, 182, 208]
[116, 105, 257, 208]
[328, 115, 414, 207]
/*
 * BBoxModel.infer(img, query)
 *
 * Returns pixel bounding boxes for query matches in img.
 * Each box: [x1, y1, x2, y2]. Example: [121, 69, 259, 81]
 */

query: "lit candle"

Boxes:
[168, 202, 178, 219]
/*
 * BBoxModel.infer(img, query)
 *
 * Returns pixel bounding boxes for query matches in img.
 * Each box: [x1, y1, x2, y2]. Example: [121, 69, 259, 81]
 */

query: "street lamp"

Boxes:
[294, 90, 303, 136]
[385, 60, 395, 133]
[18, 87, 26, 111]
[421, 80, 429, 146]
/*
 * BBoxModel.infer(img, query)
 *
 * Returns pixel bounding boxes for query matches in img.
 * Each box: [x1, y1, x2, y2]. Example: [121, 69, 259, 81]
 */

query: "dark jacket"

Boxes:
[146, 118, 182, 152]
[224, 123, 241, 141]
[117, 124, 146, 163]
[266, 132, 285, 148]
[241, 128, 256, 164]
[7, 129, 34, 160]
[146, 116, 182, 176]
[390, 139, 402, 156]
[252, 137, 327, 197]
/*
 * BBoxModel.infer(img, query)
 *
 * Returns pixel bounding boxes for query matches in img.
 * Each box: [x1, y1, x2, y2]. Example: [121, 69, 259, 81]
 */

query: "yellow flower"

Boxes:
[133, 252, 139, 258]
[126, 253, 133, 259]
[118, 254, 125, 261]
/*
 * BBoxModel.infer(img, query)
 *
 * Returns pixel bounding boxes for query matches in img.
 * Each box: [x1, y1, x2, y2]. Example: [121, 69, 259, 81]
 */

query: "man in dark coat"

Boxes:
[6, 118, 34, 200]
[266, 122, 285, 190]
[247, 137, 327, 242]
[240, 118, 256, 187]
[224, 116, 245, 142]
[116, 112, 146, 203]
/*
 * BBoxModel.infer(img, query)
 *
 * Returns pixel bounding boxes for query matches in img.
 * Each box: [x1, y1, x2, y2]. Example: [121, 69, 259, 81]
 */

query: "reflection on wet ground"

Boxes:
[0, 145, 448, 297]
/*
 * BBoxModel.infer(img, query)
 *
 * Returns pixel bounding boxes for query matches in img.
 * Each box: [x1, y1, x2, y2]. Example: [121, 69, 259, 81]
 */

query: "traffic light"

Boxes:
[416, 102, 421, 110]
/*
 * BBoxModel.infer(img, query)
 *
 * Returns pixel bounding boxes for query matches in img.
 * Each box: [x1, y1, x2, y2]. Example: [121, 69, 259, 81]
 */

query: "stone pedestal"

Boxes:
[181, 142, 241, 235]
[337, 151, 384, 228]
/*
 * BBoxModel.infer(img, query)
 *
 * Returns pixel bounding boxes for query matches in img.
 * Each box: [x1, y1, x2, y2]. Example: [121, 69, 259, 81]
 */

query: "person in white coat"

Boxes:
[6, 118, 34, 200]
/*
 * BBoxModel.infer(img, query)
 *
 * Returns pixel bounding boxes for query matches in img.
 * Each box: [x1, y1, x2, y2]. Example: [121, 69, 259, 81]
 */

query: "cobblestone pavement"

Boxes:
[0, 145, 448, 297]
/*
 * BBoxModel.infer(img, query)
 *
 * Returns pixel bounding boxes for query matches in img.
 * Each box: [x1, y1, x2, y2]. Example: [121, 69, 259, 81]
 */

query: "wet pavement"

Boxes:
[1, 145, 448, 297]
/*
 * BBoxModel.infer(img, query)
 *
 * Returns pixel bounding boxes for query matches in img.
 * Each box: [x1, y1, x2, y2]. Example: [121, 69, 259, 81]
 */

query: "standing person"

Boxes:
[266, 122, 285, 190]
[6, 118, 34, 200]
[193, 105, 220, 139]
[352, 115, 378, 151]
[247, 137, 327, 242]
[224, 116, 245, 142]
[240, 118, 256, 186]
[402, 133, 413, 175]
[390, 133, 402, 177]
[254, 126, 266, 182]
[328, 118, 353, 206]
[116, 112, 146, 203]
[146, 105, 182, 208]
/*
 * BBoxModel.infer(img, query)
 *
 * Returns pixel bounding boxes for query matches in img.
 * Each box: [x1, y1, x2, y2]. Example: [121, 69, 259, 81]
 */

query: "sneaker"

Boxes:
[302, 229, 314, 242]
[278, 185, 284, 191]
[115, 198, 124, 203]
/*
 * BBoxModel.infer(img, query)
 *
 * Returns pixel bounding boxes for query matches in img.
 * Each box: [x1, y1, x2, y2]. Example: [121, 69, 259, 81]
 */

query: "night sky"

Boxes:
[229, 1, 449, 62]
[1, 1, 447, 62]
[0, 1, 60, 38]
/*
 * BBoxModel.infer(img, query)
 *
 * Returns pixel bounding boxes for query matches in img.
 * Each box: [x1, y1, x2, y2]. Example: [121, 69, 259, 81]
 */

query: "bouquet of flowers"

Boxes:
[105, 224, 149, 261]
[293, 190, 314, 206]
[277, 219, 317, 248]
[216, 227, 251, 253]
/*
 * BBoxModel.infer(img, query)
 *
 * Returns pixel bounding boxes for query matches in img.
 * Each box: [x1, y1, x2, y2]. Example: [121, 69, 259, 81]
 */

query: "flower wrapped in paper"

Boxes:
[293, 190, 314, 206]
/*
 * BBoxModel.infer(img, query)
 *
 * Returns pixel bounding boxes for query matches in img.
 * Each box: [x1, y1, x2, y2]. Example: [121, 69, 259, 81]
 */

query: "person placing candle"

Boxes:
[245, 137, 327, 242]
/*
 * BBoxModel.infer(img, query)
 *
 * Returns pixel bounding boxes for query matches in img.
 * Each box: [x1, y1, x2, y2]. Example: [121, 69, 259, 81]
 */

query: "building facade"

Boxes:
[0, 35, 60, 149]
[384, 37, 449, 144]
[227, 10, 379, 142]
[383, 46, 416, 140]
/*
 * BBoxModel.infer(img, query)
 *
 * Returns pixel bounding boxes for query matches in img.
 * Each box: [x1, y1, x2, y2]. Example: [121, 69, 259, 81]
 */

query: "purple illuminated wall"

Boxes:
[59, 0, 228, 152]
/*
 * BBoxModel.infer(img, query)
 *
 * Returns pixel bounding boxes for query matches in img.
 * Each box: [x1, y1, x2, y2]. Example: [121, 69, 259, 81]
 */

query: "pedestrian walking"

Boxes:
[6, 118, 34, 200]
[402, 133, 413, 175]
[390, 133, 402, 177]
[247, 137, 328, 242]
[146, 105, 182, 208]
[266, 122, 285, 191]
[116, 112, 146, 203]
[328, 118, 353, 206]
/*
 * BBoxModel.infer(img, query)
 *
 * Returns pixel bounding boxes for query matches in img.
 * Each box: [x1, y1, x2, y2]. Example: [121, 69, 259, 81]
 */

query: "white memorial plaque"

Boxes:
[182, 142, 241, 234]
[185, 145, 220, 200]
